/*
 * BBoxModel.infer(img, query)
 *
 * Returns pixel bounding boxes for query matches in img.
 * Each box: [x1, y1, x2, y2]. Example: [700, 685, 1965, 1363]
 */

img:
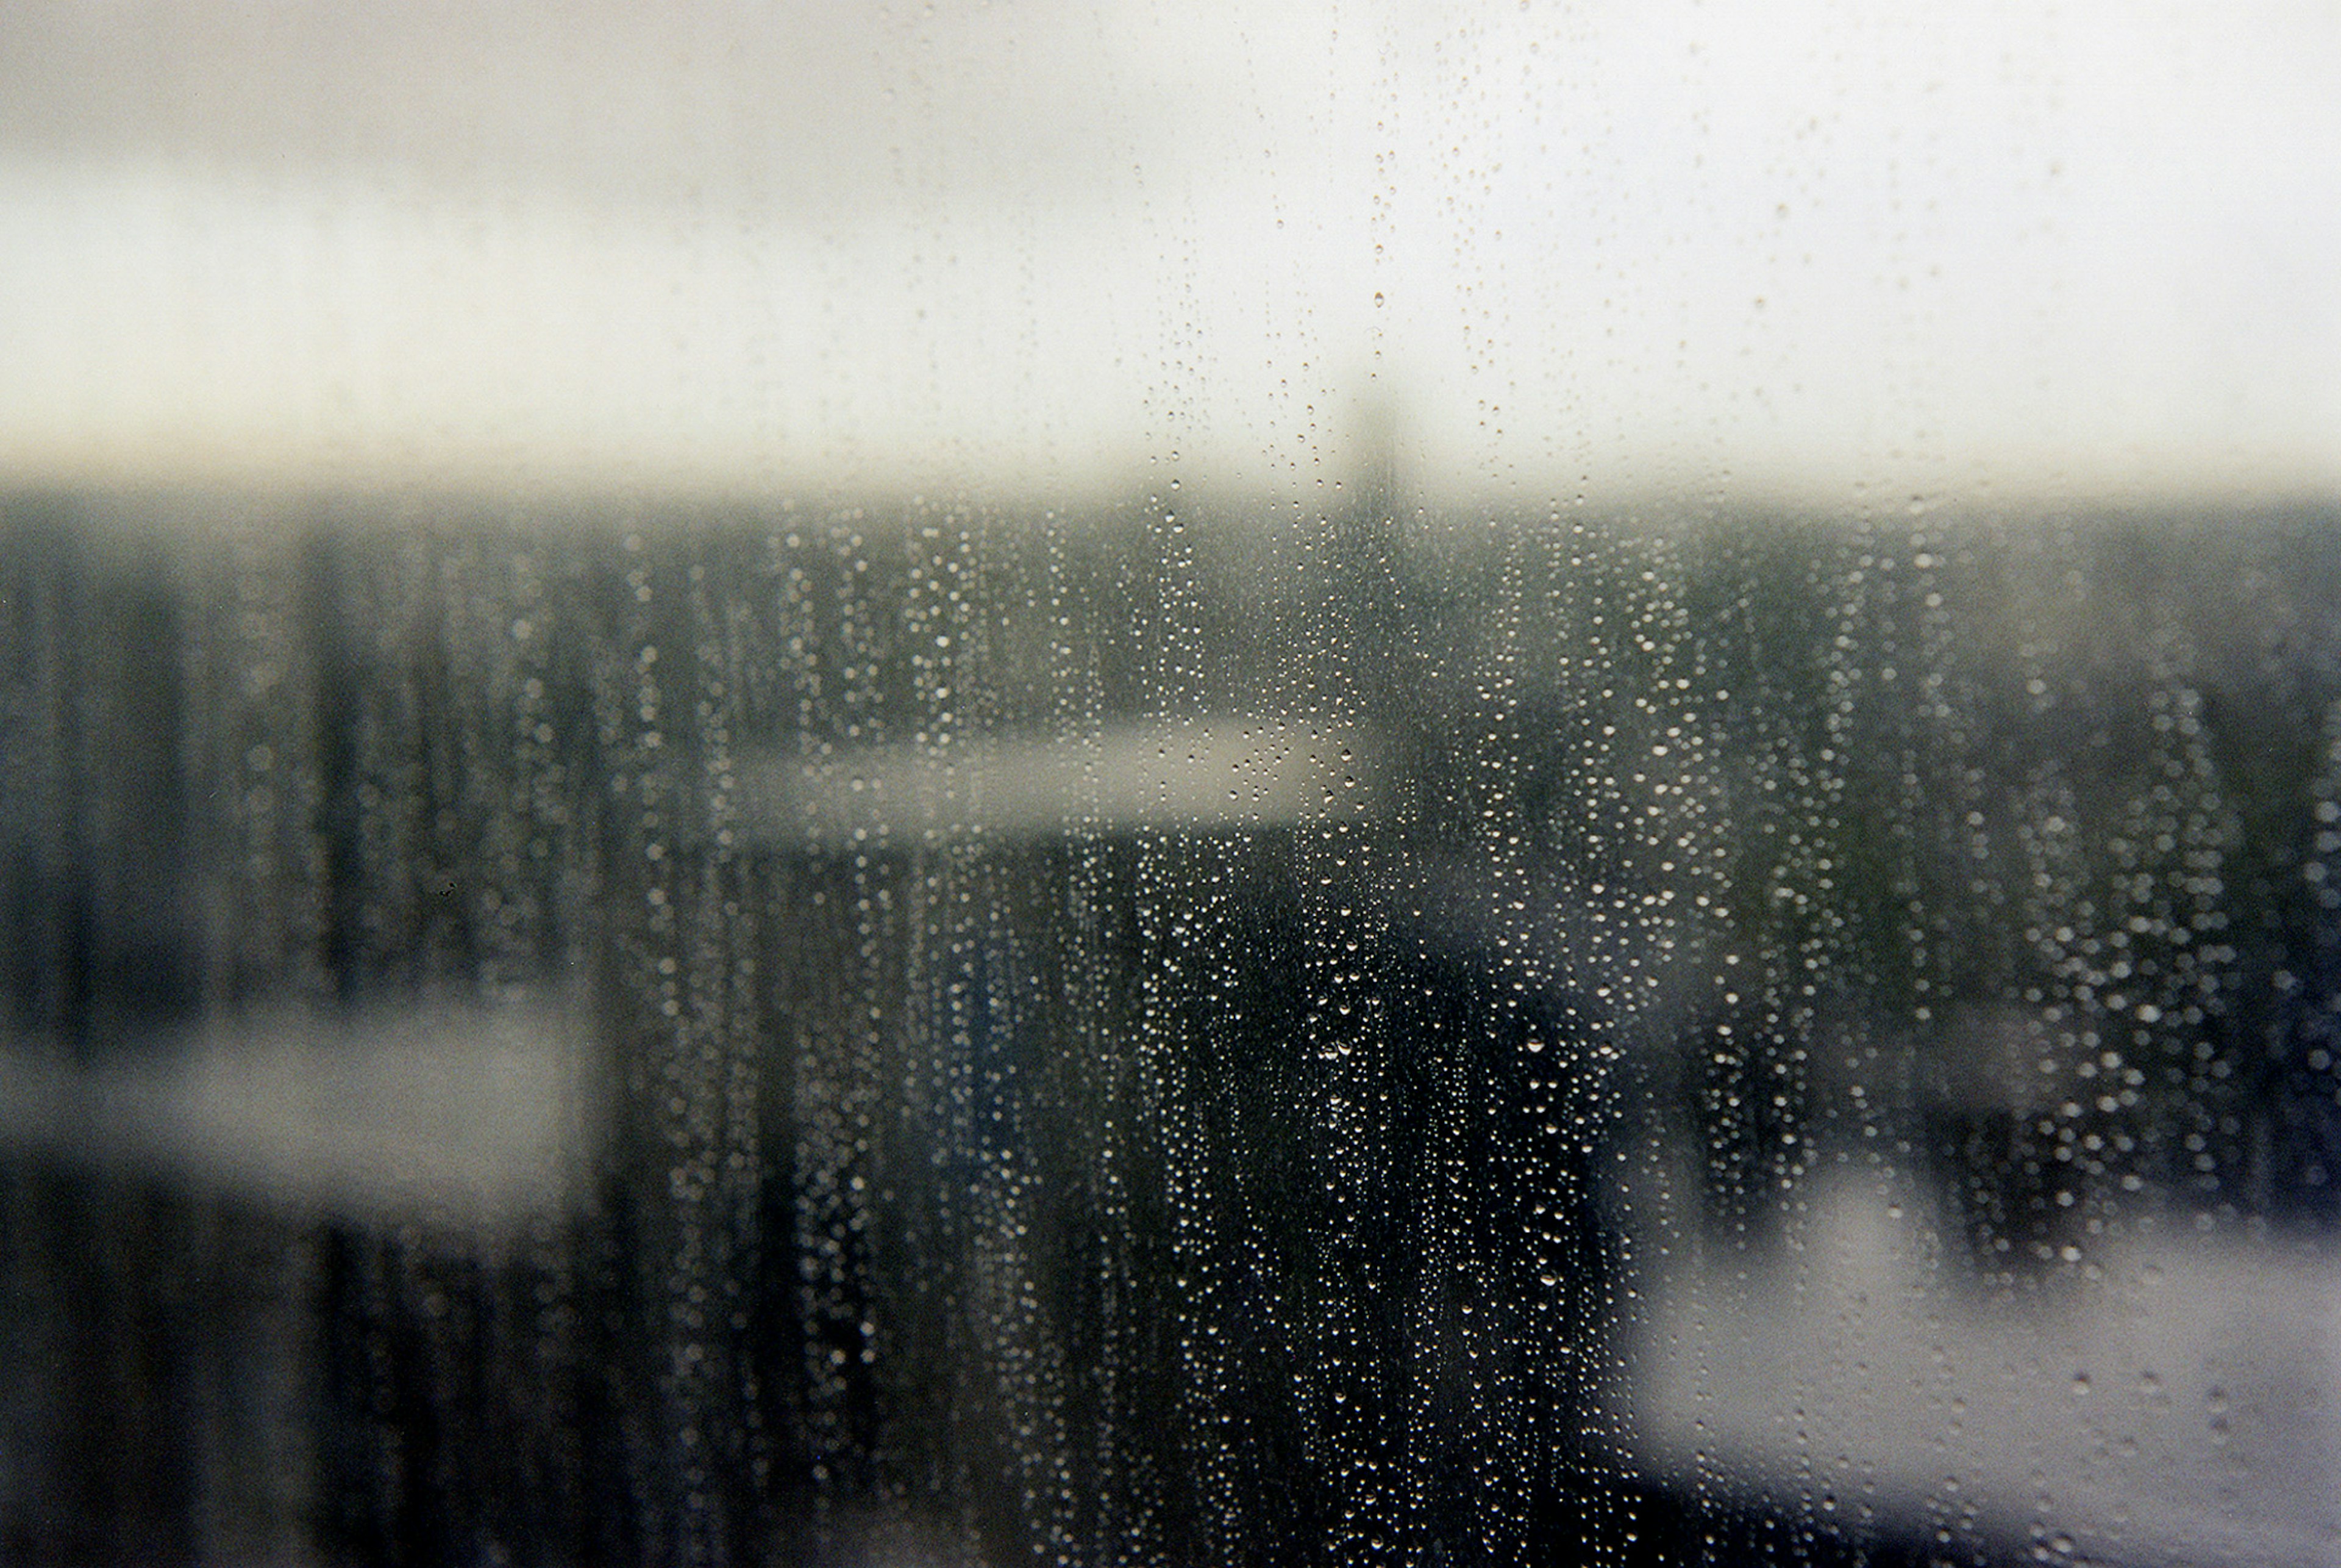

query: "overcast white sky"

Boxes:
[2, 0, 2337, 507]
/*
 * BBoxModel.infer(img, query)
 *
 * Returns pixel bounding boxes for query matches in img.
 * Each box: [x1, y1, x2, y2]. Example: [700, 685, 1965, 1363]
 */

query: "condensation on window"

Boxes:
[2, 4, 2339, 1567]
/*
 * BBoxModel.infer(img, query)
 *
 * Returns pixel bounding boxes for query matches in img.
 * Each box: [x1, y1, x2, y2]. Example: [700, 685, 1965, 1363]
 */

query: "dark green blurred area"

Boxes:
[2, 488, 2339, 1564]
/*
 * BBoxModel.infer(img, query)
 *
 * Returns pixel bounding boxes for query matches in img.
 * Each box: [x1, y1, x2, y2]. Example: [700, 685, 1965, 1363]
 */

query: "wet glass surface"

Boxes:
[5, 2, 2340, 1563]
[5, 493, 2341, 1564]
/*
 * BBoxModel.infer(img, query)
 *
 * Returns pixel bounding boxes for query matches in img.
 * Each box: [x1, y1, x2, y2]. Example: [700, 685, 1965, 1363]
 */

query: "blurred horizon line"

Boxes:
[7, 146, 2339, 517]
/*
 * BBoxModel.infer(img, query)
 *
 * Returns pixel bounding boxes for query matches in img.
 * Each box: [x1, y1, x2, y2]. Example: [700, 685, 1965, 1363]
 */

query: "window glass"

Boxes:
[3, 4, 2339, 1564]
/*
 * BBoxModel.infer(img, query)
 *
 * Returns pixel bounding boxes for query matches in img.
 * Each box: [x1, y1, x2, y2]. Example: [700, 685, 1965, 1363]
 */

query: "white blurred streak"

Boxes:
[0, 157, 1153, 501]
[738, 718, 1376, 846]
[1625, 1173, 2341, 1566]
[0, 1000, 600, 1234]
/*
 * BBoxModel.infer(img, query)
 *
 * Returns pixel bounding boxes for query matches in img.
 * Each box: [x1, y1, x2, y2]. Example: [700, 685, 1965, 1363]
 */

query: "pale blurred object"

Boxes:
[0, 999, 600, 1233]
[738, 718, 1377, 847]
[1625, 1171, 2341, 1567]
